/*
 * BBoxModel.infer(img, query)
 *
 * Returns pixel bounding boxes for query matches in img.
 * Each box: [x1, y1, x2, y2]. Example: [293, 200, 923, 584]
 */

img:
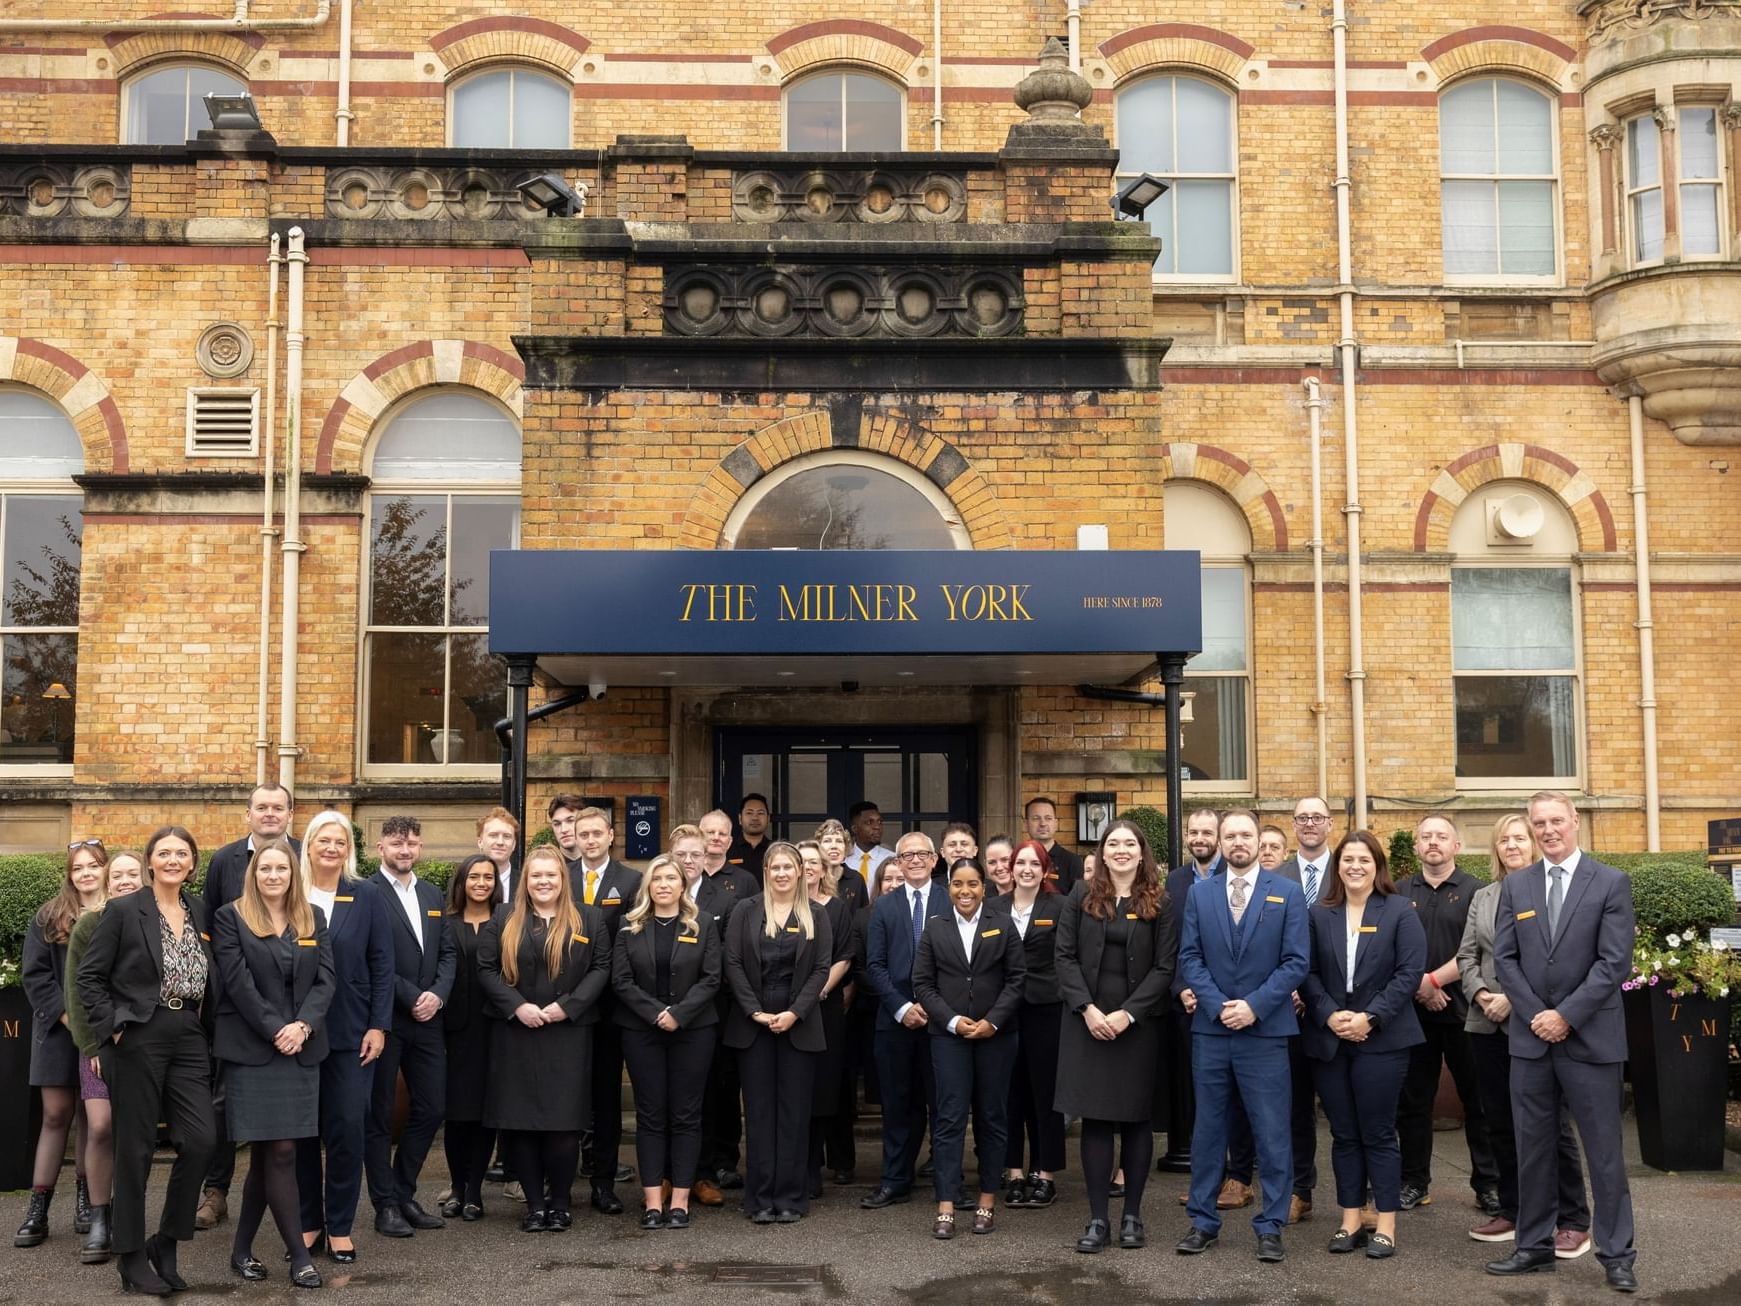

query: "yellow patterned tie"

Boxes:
[585, 869, 599, 906]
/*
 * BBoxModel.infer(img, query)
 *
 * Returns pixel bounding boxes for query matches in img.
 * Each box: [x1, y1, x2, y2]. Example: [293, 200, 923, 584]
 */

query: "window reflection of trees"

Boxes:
[735, 467, 956, 550]
[1, 499, 81, 762]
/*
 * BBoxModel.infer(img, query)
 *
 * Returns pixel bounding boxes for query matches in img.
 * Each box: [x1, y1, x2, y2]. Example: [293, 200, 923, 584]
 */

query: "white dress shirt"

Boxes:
[893, 880, 933, 1025]
[947, 907, 984, 1034]
[383, 869, 424, 950]
[1009, 897, 1033, 939]
[308, 884, 336, 921]
[1545, 847, 1583, 883]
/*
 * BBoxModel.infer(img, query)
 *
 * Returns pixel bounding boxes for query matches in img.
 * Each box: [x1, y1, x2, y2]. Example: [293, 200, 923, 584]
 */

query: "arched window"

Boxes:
[449, 67, 571, 149]
[1163, 481, 1250, 785]
[722, 451, 969, 550]
[1447, 482, 1581, 786]
[1115, 76, 1237, 279]
[363, 392, 520, 773]
[784, 71, 904, 151]
[0, 389, 83, 769]
[123, 64, 247, 145]
[1439, 78, 1559, 281]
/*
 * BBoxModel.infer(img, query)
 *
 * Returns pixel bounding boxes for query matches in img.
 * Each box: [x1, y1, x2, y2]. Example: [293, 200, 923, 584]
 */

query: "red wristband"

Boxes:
[1428, 973, 1442, 989]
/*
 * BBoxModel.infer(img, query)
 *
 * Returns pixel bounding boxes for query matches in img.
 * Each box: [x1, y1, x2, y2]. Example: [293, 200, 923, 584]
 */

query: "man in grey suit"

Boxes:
[1485, 792, 1637, 1293]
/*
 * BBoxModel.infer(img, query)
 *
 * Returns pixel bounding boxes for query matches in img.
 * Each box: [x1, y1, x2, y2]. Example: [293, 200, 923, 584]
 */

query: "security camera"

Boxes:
[587, 682, 607, 701]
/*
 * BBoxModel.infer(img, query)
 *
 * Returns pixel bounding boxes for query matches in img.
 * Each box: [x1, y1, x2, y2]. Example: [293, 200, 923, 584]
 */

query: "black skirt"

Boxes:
[30, 1022, 79, 1089]
[484, 1019, 593, 1133]
[225, 1057, 320, 1141]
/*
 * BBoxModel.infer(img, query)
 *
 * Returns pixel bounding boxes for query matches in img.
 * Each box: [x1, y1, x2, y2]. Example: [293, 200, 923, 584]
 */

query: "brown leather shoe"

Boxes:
[195, 1187, 227, 1230]
[972, 1207, 995, 1235]
[1288, 1195, 1312, 1224]
[692, 1179, 724, 1208]
[932, 1211, 956, 1240]
[1215, 1179, 1252, 1210]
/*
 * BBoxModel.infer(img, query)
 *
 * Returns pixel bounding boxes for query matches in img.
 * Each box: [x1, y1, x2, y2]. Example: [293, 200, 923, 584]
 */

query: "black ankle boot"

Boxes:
[145, 1233, 186, 1291]
[81, 1204, 112, 1264]
[74, 1177, 93, 1235]
[13, 1189, 52, 1247]
[117, 1248, 171, 1296]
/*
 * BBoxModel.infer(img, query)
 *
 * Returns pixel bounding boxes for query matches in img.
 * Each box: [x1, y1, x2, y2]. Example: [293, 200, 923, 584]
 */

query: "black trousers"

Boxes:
[588, 1017, 626, 1188]
[102, 1006, 216, 1255]
[204, 1055, 237, 1192]
[1313, 1045, 1407, 1211]
[737, 1031, 816, 1215]
[1161, 1009, 1195, 1161]
[698, 999, 742, 1177]
[1512, 1049, 1633, 1267]
[621, 1022, 716, 1191]
[1399, 1018, 1497, 1193]
[1223, 1035, 1317, 1199]
[296, 1050, 376, 1238]
[871, 1021, 934, 1192]
[1471, 1030, 1588, 1229]
[930, 1031, 1017, 1201]
[1004, 1000, 1065, 1174]
[364, 1028, 445, 1209]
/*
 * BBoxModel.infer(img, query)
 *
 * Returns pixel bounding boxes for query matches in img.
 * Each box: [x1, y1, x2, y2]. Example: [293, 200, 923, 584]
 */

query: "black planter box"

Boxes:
[0, 987, 44, 1190]
[1624, 985, 1731, 1172]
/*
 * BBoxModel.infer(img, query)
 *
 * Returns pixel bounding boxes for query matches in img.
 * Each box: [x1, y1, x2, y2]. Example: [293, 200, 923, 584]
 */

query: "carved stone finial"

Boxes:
[1013, 37, 1093, 120]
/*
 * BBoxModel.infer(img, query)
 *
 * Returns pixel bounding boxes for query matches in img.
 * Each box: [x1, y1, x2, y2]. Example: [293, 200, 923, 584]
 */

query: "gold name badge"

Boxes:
[981, 928, 1001, 938]
[1034, 919, 1054, 927]
[427, 909, 442, 917]
[297, 938, 318, 947]
[1359, 926, 1378, 935]
[1517, 910, 1538, 921]
[574, 934, 589, 944]
[1126, 913, 1138, 920]
[1266, 895, 1285, 904]
[335, 895, 354, 903]
[678, 936, 698, 945]
[786, 925, 801, 933]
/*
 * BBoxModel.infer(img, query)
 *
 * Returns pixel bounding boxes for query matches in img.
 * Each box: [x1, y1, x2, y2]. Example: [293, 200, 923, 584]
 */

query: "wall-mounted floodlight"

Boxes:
[203, 93, 261, 131]
[516, 173, 588, 218]
[1111, 173, 1169, 220]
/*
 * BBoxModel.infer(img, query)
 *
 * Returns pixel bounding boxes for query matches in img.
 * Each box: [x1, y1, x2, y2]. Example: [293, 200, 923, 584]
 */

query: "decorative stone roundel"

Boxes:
[197, 322, 254, 378]
[732, 169, 968, 224]
[664, 266, 1024, 339]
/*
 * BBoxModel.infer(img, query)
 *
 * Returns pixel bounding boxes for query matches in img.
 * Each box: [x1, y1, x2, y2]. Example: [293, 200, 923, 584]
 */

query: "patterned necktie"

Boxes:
[1547, 866, 1565, 938]
[912, 887, 925, 951]
[1230, 876, 1248, 926]
[1304, 864, 1320, 907]
[585, 869, 599, 906]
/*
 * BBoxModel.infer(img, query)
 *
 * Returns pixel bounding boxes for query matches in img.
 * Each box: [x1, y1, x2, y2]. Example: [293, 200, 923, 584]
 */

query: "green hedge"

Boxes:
[1117, 806, 1169, 863]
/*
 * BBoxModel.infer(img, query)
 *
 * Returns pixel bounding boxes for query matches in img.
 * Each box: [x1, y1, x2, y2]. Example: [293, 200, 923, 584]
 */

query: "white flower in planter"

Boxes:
[1667, 933, 1683, 948]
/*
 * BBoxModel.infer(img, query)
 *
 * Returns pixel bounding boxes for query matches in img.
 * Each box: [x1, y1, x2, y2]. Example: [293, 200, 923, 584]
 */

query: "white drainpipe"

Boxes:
[1066, 1, 1082, 71]
[277, 227, 308, 793]
[335, 0, 355, 146]
[1627, 395, 1661, 850]
[1303, 377, 1331, 805]
[255, 233, 282, 786]
[931, 0, 944, 149]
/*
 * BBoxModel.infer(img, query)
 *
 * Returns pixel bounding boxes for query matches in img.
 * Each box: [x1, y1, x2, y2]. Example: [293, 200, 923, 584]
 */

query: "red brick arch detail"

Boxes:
[1159, 442, 1287, 552]
[1, 336, 128, 472]
[767, 20, 924, 59]
[315, 340, 525, 475]
[1412, 444, 1618, 553]
[1420, 26, 1576, 65]
[1099, 24, 1255, 61]
[430, 17, 591, 56]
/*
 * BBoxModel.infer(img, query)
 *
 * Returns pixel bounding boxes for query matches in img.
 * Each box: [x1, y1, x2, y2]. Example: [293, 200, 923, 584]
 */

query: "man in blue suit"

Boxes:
[860, 830, 950, 1209]
[1175, 809, 1310, 1263]
[1485, 793, 1638, 1293]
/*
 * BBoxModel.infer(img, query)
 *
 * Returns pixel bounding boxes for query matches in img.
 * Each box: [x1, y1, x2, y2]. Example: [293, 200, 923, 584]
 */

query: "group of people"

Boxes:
[14, 786, 1639, 1293]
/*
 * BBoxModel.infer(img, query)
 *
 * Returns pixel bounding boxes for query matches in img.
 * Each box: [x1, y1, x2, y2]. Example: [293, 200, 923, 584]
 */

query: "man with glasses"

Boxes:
[861, 832, 949, 1209]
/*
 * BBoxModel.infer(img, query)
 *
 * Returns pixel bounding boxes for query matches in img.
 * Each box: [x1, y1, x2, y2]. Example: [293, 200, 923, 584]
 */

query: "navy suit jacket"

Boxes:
[1177, 868, 1309, 1039]
[1492, 853, 1633, 1063]
[865, 879, 951, 1029]
[1165, 859, 1224, 1000]
[320, 885, 394, 1050]
[1300, 892, 1427, 1061]
[366, 869, 457, 1039]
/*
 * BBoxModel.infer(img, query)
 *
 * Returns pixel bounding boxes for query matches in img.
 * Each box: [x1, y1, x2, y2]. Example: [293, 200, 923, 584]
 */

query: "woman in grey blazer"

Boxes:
[1456, 814, 1590, 1253]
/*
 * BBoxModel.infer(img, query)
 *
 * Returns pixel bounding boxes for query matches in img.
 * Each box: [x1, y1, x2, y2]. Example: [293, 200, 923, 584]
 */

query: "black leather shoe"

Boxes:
[289, 1264, 322, 1290]
[1176, 1227, 1217, 1255]
[1486, 1249, 1556, 1276]
[1256, 1233, 1285, 1263]
[1606, 1263, 1638, 1293]
[749, 1209, 776, 1225]
[438, 1196, 462, 1219]
[373, 1205, 414, 1238]
[13, 1189, 51, 1247]
[328, 1241, 357, 1264]
[117, 1249, 172, 1296]
[144, 1235, 187, 1292]
[859, 1186, 910, 1210]
[460, 1203, 483, 1223]
[75, 1178, 92, 1235]
[1026, 1176, 1057, 1209]
[1119, 1215, 1146, 1249]
[590, 1187, 624, 1215]
[401, 1199, 445, 1230]
[230, 1255, 267, 1282]
[1327, 1227, 1370, 1254]
[1075, 1219, 1111, 1254]
[715, 1168, 744, 1191]
[666, 1209, 691, 1230]
[548, 1209, 573, 1231]
[639, 1209, 665, 1230]
[1365, 1232, 1396, 1259]
[1108, 1180, 1126, 1198]
[1001, 1175, 1029, 1208]
[774, 1209, 802, 1223]
[519, 1211, 551, 1234]
[1476, 1186, 1502, 1217]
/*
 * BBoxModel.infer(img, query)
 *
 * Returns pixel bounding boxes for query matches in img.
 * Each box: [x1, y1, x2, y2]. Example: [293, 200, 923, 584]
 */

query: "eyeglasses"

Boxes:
[898, 850, 936, 862]
[1293, 814, 1330, 825]
[69, 838, 105, 850]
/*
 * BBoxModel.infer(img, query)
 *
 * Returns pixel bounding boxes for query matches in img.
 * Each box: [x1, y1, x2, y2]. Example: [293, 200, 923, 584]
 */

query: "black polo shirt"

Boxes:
[1400, 866, 1478, 1024]
[726, 835, 768, 882]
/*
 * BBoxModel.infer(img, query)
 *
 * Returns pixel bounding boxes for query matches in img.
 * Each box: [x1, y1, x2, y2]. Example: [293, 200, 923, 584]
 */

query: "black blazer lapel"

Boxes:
[1325, 904, 1350, 991]
[136, 893, 165, 981]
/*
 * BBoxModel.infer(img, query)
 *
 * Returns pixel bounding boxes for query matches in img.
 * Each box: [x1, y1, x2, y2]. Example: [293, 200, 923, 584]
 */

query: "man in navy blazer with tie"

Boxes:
[1175, 809, 1309, 1263]
[1486, 793, 1637, 1293]
[860, 831, 950, 1209]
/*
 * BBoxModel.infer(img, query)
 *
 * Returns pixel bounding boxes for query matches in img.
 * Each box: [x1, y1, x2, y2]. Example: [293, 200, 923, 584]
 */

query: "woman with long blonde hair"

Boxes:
[722, 842, 832, 1222]
[1456, 815, 1590, 1251]
[612, 855, 721, 1228]
[477, 845, 611, 1233]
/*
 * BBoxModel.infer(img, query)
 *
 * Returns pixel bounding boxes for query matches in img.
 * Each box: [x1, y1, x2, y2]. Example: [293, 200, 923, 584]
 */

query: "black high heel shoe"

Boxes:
[144, 1234, 187, 1292]
[230, 1255, 267, 1282]
[328, 1239, 358, 1264]
[118, 1249, 172, 1297]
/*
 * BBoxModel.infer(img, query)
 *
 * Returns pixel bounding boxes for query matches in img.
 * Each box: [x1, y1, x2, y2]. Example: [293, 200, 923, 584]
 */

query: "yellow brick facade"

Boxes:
[0, 2, 1737, 859]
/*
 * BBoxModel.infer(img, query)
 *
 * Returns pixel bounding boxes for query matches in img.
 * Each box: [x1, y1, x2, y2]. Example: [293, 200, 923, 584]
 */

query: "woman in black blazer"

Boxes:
[293, 810, 393, 1264]
[612, 854, 721, 1228]
[1053, 821, 1177, 1254]
[441, 855, 501, 1221]
[477, 846, 611, 1233]
[800, 839, 858, 1200]
[1301, 830, 1426, 1259]
[1000, 840, 1065, 1209]
[913, 860, 1026, 1239]
[213, 839, 335, 1287]
[16, 838, 107, 1250]
[723, 841, 831, 1224]
[76, 826, 219, 1297]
